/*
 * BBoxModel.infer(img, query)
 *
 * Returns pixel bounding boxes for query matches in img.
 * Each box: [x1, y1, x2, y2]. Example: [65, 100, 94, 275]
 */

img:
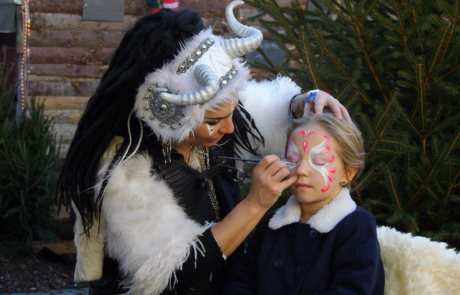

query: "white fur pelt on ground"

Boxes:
[377, 226, 460, 295]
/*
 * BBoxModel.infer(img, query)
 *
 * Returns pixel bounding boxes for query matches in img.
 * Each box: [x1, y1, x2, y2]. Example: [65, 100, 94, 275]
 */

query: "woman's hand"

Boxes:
[211, 156, 297, 257]
[291, 90, 351, 121]
[246, 155, 298, 210]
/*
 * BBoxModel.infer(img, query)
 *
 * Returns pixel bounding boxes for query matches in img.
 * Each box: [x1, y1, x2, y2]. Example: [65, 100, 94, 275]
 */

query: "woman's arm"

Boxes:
[222, 214, 272, 295]
[211, 155, 297, 257]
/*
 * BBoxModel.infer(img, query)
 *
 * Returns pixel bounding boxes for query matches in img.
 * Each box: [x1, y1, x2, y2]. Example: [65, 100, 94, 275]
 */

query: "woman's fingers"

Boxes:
[254, 155, 280, 172]
[248, 156, 295, 209]
[304, 91, 351, 122]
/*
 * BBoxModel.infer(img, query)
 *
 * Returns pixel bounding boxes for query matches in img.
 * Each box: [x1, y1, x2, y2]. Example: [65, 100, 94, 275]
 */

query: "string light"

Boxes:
[20, 0, 31, 111]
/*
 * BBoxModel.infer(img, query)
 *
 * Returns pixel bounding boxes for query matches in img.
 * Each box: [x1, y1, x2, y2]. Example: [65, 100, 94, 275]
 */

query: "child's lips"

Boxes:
[296, 183, 312, 189]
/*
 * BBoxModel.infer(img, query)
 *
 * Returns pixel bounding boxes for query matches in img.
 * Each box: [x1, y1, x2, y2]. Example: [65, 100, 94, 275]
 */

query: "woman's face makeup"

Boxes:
[287, 123, 345, 209]
[204, 100, 235, 137]
[185, 96, 237, 147]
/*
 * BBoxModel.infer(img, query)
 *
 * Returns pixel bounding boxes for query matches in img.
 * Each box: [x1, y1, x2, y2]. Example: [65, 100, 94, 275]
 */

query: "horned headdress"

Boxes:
[135, 0, 263, 143]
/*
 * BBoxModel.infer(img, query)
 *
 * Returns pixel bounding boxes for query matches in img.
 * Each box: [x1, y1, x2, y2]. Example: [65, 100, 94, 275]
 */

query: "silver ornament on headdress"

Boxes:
[147, 65, 219, 127]
[219, 66, 238, 88]
[177, 38, 215, 74]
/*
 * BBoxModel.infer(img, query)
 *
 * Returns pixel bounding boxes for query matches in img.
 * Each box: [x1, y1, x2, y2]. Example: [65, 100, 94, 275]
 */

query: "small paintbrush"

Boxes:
[218, 156, 297, 165]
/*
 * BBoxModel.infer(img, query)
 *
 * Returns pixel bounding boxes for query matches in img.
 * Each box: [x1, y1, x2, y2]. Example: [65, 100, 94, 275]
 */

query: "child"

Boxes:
[223, 114, 385, 295]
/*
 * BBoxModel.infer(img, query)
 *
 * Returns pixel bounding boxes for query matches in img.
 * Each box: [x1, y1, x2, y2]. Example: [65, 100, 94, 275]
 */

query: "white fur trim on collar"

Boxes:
[135, 28, 250, 143]
[269, 188, 356, 233]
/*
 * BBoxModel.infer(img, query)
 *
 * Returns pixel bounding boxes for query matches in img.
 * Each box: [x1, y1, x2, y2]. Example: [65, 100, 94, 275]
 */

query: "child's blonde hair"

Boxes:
[286, 113, 365, 188]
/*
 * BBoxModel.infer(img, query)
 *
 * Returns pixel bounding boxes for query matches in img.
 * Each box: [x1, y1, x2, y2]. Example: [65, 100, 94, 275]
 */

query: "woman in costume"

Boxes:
[58, 1, 350, 294]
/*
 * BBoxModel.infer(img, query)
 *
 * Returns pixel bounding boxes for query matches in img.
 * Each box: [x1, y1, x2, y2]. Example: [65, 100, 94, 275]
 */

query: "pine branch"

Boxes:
[429, 22, 450, 74]
[445, 130, 460, 159]
[404, 149, 448, 210]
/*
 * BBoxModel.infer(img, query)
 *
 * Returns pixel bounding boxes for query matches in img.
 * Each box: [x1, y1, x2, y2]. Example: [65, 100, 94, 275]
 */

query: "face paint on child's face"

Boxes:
[286, 136, 301, 169]
[288, 124, 348, 216]
[308, 135, 336, 193]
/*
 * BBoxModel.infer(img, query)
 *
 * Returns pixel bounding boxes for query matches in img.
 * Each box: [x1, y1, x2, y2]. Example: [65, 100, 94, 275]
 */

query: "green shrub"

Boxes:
[0, 58, 60, 256]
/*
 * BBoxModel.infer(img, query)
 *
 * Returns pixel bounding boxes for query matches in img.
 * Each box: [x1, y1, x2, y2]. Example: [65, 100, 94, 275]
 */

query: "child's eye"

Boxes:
[286, 161, 300, 170]
[286, 155, 300, 162]
[286, 155, 301, 169]
[204, 119, 220, 126]
[312, 158, 328, 165]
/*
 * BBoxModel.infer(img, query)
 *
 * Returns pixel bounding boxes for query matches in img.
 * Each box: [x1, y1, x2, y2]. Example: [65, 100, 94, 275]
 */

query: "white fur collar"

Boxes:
[268, 188, 356, 233]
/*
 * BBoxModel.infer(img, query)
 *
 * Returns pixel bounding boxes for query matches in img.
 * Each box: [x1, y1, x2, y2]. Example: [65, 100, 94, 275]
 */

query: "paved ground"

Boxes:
[0, 288, 89, 295]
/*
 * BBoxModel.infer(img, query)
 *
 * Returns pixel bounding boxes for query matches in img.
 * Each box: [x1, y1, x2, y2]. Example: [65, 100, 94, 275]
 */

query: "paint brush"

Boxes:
[218, 156, 297, 165]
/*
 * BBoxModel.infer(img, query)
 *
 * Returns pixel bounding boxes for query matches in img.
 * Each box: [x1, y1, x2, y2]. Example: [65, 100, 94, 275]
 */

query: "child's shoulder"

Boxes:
[334, 206, 378, 236]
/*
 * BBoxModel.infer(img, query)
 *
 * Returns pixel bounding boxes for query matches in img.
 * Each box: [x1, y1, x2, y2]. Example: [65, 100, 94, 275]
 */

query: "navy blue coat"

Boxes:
[224, 191, 385, 295]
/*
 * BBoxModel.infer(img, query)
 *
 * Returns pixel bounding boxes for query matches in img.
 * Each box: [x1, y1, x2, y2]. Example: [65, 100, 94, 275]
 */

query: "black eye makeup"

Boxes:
[204, 119, 220, 126]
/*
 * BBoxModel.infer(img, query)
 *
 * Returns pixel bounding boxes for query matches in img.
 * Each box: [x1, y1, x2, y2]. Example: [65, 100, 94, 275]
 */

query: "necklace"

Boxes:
[196, 146, 221, 221]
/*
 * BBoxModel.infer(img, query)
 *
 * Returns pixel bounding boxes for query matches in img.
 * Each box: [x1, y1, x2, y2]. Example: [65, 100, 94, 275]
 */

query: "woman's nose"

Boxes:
[218, 116, 235, 134]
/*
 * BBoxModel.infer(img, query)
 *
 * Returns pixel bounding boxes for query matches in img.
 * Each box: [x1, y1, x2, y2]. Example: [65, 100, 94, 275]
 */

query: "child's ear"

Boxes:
[340, 165, 358, 186]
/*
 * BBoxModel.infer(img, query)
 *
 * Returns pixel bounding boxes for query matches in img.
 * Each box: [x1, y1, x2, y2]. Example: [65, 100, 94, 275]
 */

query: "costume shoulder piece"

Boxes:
[75, 150, 215, 294]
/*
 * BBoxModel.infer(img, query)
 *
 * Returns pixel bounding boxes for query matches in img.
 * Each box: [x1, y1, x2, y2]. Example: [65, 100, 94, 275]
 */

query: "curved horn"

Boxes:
[220, 0, 263, 59]
[158, 65, 219, 106]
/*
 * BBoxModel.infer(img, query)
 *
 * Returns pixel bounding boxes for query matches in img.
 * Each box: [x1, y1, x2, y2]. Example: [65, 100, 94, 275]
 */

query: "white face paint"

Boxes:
[308, 135, 336, 193]
[286, 136, 301, 169]
[206, 123, 214, 137]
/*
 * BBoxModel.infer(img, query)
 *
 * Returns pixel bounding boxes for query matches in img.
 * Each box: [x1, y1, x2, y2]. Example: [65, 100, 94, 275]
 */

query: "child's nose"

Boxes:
[295, 160, 310, 177]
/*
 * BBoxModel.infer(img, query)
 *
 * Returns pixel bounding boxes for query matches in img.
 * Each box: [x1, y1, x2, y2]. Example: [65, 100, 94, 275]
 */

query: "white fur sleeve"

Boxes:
[102, 153, 213, 295]
[238, 75, 301, 158]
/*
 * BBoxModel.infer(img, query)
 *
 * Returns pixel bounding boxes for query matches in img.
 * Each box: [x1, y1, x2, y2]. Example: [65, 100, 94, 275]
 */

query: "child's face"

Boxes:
[286, 123, 349, 209]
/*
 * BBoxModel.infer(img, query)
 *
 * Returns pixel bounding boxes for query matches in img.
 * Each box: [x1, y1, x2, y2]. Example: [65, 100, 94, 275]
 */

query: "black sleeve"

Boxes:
[172, 228, 226, 286]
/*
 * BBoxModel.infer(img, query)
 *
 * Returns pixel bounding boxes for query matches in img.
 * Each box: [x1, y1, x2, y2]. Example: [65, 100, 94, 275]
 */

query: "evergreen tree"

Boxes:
[0, 58, 60, 256]
[245, 0, 460, 249]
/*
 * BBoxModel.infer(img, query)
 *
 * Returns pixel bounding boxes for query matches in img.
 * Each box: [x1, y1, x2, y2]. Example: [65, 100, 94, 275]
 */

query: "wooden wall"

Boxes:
[28, 0, 262, 158]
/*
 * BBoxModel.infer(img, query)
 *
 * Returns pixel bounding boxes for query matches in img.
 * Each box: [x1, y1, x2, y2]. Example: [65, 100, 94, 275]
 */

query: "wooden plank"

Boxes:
[33, 240, 76, 255]
[30, 0, 149, 16]
[37, 96, 90, 111]
[31, 64, 109, 79]
[30, 47, 114, 65]
[180, 1, 229, 18]
[45, 110, 83, 125]
[30, 81, 99, 97]
[30, 29, 124, 48]
[31, 13, 141, 31]
[29, 74, 100, 82]
[201, 18, 237, 39]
